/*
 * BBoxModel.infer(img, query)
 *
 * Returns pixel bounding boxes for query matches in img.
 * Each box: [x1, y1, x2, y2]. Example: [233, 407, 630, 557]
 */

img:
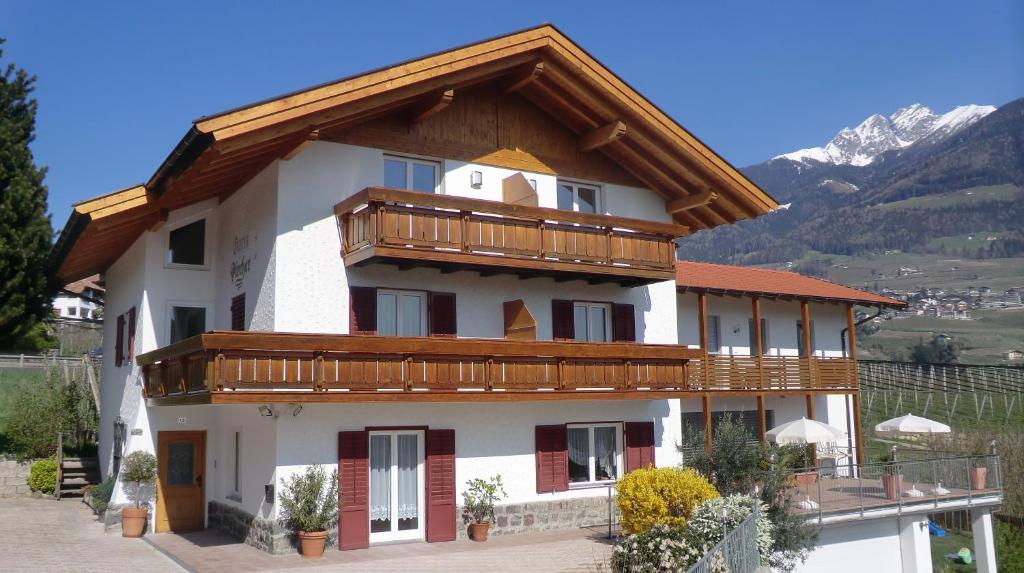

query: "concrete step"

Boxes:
[62, 458, 98, 469]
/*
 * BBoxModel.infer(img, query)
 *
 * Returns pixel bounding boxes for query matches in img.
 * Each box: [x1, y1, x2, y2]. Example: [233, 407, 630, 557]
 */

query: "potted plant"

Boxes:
[780, 444, 816, 486]
[120, 451, 158, 537]
[969, 451, 988, 490]
[278, 464, 339, 559]
[462, 474, 506, 542]
[878, 451, 903, 501]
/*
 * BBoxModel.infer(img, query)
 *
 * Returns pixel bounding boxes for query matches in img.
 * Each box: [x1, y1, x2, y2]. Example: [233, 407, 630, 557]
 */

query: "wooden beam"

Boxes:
[852, 392, 865, 466]
[752, 297, 764, 390]
[502, 59, 545, 93]
[281, 129, 320, 161]
[409, 88, 454, 124]
[666, 189, 718, 214]
[757, 394, 767, 445]
[578, 120, 627, 152]
[806, 393, 817, 467]
[148, 209, 169, 232]
[703, 394, 713, 453]
[800, 300, 812, 359]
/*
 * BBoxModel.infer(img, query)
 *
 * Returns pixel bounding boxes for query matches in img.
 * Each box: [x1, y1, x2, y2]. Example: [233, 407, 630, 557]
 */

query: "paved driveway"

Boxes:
[0, 497, 183, 573]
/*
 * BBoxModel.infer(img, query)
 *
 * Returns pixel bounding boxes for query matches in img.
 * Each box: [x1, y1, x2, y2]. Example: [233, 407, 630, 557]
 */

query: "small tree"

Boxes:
[278, 464, 339, 533]
[462, 475, 506, 524]
[120, 451, 157, 508]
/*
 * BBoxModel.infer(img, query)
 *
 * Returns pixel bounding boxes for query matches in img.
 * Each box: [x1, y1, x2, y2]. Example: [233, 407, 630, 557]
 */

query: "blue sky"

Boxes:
[5, 1, 1023, 226]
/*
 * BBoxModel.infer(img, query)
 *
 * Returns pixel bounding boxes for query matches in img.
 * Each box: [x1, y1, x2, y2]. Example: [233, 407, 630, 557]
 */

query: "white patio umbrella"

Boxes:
[765, 417, 845, 445]
[874, 414, 951, 435]
[875, 414, 952, 496]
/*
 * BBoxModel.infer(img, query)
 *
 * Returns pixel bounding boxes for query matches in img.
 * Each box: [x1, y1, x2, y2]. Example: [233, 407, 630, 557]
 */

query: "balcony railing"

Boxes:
[688, 355, 858, 392]
[334, 187, 684, 285]
[787, 455, 1002, 523]
[138, 331, 706, 403]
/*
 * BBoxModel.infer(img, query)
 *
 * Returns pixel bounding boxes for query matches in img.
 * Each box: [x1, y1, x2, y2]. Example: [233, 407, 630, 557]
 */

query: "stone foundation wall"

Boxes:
[457, 495, 618, 540]
[0, 460, 31, 498]
[208, 500, 338, 554]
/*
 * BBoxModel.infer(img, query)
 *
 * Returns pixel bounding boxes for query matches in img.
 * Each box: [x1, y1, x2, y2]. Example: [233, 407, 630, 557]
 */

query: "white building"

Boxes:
[51, 25, 999, 572]
[53, 275, 104, 321]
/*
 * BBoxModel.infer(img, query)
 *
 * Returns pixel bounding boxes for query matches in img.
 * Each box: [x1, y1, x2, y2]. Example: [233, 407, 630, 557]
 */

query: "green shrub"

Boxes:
[121, 451, 157, 508]
[278, 464, 339, 533]
[4, 368, 96, 459]
[27, 458, 57, 494]
[89, 476, 116, 513]
[616, 466, 719, 533]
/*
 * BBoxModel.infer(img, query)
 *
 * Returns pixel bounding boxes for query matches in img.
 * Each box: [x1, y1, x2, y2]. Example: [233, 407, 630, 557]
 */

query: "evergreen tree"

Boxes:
[0, 38, 53, 348]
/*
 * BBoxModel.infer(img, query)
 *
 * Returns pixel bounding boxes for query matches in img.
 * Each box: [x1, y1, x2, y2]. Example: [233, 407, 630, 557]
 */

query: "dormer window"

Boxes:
[557, 181, 600, 214]
[167, 219, 206, 267]
[383, 155, 440, 193]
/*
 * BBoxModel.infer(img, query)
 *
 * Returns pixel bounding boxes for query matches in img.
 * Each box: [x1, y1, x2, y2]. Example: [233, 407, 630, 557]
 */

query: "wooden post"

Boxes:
[806, 393, 817, 467]
[800, 300, 813, 387]
[757, 394, 767, 445]
[702, 394, 713, 453]
[752, 297, 764, 389]
[847, 304, 865, 465]
[56, 432, 63, 501]
[697, 293, 709, 389]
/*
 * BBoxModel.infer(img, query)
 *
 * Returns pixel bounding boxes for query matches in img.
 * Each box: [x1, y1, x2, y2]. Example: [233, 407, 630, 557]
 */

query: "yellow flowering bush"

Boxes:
[615, 467, 719, 533]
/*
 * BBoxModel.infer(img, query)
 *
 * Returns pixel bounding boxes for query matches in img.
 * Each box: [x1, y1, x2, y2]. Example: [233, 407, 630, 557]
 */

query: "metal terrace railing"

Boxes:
[686, 501, 762, 573]
[787, 455, 1002, 523]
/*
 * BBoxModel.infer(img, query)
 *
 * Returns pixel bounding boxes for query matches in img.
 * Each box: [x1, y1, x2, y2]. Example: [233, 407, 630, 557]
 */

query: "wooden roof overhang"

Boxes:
[53, 24, 777, 284]
[676, 285, 908, 309]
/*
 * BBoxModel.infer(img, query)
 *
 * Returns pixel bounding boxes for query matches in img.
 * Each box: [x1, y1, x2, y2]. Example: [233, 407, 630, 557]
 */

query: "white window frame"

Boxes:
[383, 154, 442, 194]
[556, 180, 602, 214]
[165, 214, 211, 271]
[67, 306, 78, 317]
[166, 302, 211, 346]
[376, 289, 428, 337]
[567, 423, 624, 487]
[573, 302, 612, 342]
[368, 430, 426, 543]
[228, 429, 242, 501]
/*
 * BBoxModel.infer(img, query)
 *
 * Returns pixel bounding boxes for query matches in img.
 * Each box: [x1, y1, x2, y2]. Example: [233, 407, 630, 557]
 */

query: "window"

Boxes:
[167, 219, 206, 266]
[706, 315, 722, 354]
[112, 418, 126, 477]
[797, 320, 816, 357]
[383, 155, 440, 193]
[567, 423, 622, 484]
[748, 318, 770, 355]
[681, 410, 774, 444]
[376, 290, 427, 337]
[573, 302, 611, 342]
[230, 431, 241, 499]
[67, 307, 78, 317]
[230, 294, 245, 331]
[169, 305, 207, 344]
[557, 181, 600, 213]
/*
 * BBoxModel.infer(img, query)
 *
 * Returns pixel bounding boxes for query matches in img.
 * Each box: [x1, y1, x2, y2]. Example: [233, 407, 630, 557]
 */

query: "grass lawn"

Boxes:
[931, 529, 976, 573]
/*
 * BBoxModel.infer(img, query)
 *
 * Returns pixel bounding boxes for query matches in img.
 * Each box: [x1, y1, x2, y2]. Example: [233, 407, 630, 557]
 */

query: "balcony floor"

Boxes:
[788, 476, 1002, 519]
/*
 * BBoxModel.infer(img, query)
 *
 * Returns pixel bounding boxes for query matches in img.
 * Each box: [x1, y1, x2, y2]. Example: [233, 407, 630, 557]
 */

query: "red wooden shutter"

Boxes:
[349, 287, 377, 335]
[612, 303, 636, 342]
[428, 292, 457, 337]
[230, 294, 245, 331]
[338, 431, 369, 550]
[551, 300, 575, 341]
[425, 429, 456, 542]
[115, 315, 125, 367]
[625, 422, 656, 472]
[535, 425, 568, 493]
[127, 307, 137, 360]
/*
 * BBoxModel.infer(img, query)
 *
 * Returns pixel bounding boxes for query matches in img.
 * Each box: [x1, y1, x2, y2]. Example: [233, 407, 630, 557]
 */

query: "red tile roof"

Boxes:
[675, 261, 905, 307]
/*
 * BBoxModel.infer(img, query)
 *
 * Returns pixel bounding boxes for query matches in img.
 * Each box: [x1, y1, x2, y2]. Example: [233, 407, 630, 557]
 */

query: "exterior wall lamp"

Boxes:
[470, 170, 483, 188]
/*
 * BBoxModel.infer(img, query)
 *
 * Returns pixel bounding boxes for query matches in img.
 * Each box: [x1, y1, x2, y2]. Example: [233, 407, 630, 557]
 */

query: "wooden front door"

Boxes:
[156, 431, 206, 533]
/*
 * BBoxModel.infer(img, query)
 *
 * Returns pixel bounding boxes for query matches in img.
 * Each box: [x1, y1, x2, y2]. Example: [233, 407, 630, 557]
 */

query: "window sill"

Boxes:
[164, 263, 210, 272]
[568, 480, 617, 491]
[225, 494, 242, 503]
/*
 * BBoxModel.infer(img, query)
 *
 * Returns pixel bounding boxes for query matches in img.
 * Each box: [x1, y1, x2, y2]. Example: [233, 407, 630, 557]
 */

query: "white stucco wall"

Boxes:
[52, 292, 100, 319]
[796, 517, 909, 573]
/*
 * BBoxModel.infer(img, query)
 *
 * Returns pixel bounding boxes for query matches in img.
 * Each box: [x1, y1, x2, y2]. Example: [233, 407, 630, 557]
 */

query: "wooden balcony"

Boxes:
[334, 188, 684, 286]
[688, 355, 858, 393]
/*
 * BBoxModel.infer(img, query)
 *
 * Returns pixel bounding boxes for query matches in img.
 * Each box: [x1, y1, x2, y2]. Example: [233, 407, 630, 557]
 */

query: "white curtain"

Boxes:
[594, 427, 617, 480]
[568, 428, 590, 481]
[370, 436, 391, 522]
[396, 435, 418, 520]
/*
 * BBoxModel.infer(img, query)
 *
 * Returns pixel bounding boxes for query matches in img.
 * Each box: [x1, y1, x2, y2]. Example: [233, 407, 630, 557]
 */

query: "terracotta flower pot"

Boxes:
[121, 506, 148, 538]
[970, 466, 987, 491]
[468, 522, 490, 542]
[794, 471, 817, 487]
[882, 474, 903, 500]
[298, 530, 328, 559]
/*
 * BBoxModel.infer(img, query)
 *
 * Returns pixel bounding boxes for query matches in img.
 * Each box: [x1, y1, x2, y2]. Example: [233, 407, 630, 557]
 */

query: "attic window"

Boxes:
[383, 155, 440, 193]
[167, 219, 206, 266]
[557, 181, 600, 214]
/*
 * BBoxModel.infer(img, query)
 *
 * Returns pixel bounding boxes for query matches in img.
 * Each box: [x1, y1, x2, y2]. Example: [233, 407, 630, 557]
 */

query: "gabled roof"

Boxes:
[675, 261, 906, 307]
[52, 24, 777, 283]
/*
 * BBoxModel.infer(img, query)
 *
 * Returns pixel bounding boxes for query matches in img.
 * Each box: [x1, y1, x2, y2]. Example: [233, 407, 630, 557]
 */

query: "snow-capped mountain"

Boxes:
[775, 103, 995, 166]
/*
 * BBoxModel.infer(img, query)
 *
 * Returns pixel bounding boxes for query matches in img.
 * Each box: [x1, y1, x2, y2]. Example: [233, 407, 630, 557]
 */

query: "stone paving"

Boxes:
[147, 526, 616, 573]
[0, 497, 183, 573]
